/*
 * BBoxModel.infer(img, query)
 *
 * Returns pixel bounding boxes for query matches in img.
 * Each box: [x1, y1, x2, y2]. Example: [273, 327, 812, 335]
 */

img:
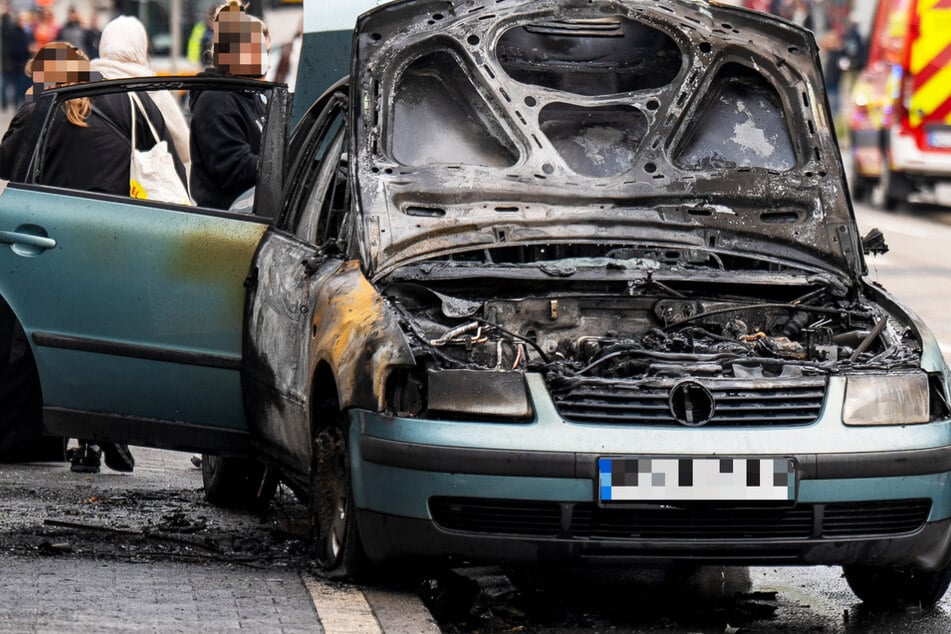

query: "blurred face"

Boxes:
[213, 11, 269, 78]
[32, 50, 92, 93]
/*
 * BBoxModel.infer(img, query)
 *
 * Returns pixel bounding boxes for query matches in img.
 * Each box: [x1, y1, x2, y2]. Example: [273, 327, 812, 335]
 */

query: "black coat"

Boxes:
[0, 101, 35, 180]
[189, 71, 267, 209]
[40, 92, 185, 196]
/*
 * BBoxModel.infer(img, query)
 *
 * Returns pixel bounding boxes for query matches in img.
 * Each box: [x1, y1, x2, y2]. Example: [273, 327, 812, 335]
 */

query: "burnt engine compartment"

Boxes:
[384, 272, 922, 418]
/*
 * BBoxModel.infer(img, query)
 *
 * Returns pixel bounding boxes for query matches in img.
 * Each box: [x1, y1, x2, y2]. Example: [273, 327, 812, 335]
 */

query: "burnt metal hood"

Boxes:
[350, 0, 862, 281]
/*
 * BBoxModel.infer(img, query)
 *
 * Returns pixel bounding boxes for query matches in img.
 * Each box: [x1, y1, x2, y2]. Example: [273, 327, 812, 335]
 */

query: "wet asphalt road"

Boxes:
[0, 448, 438, 633]
[853, 195, 951, 364]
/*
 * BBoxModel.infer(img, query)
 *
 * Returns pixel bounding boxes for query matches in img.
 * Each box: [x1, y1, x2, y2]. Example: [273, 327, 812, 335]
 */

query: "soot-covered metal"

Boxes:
[353, 0, 861, 281]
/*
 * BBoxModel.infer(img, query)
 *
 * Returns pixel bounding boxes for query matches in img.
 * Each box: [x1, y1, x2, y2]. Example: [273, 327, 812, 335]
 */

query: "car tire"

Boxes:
[201, 454, 277, 510]
[879, 150, 911, 212]
[0, 307, 65, 462]
[310, 415, 367, 579]
[850, 175, 874, 204]
[843, 564, 951, 609]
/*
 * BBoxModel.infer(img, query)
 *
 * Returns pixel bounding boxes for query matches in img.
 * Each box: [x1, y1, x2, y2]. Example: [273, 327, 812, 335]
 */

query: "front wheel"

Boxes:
[850, 175, 875, 204]
[311, 419, 366, 579]
[879, 153, 911, 212]
[843, 564, 951, 609]
[201, 454, 277, 510]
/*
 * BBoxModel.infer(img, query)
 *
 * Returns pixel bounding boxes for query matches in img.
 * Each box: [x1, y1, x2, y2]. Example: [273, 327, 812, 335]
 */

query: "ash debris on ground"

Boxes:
[421, 565, 783, 633]
[0, 475, 314, 568]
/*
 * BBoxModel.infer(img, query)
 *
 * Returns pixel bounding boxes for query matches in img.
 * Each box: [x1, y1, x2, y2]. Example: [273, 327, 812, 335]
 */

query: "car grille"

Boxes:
[570, 504, 813, 539]
[822, 500, 932, 537]
[550, 378, 826, 426]
[430, 498, 562, 536]
[429, 497, 931, 540]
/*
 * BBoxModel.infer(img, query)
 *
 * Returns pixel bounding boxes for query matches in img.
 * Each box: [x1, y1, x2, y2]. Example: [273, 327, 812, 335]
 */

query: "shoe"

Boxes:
[102, 443, 135, 472]
[70, 443, 102, 474]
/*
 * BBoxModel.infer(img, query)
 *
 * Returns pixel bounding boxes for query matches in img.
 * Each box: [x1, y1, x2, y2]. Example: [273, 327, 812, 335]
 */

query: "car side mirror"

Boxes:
[861, 228, 889, 256]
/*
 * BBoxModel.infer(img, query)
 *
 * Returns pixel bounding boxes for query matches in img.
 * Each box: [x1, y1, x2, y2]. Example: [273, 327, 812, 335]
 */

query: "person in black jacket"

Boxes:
[0, 98, 36, 180]
[188, 0, 269, 209]
[1, 41, 185, 192]
[42, 89, 185, 195]
[0, 41, 94, 181]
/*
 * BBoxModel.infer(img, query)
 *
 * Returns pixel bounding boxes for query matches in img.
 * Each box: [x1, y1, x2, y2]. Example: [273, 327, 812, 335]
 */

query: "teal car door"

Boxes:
[0, 78, 287, 454]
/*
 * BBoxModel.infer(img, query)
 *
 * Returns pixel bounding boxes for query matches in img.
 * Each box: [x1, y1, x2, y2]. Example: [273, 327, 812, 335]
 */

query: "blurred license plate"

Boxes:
[598, 457, 796, 503]
[928, 128, 951, 148]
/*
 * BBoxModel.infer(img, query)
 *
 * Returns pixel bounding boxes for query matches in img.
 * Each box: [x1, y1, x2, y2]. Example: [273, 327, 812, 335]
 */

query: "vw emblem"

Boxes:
[669, 381, 715, 426]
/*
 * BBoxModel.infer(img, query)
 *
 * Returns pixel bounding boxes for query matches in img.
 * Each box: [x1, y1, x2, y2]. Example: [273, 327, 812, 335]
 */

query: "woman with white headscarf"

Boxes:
[91, 15, 191, 169]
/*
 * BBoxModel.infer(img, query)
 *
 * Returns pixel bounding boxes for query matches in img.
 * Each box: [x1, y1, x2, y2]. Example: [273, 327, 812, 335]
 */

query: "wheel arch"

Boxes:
[309, 261, 415, 413]
[310, 360, 342, 437]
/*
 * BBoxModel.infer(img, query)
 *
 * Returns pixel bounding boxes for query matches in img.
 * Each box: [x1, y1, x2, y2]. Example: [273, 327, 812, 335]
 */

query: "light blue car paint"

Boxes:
[349, 360, 951, 523]
[0, 186, 266, 429]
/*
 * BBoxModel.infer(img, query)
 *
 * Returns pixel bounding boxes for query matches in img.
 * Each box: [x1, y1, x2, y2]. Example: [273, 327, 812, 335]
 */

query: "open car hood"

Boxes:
[351, 0, 863, 281]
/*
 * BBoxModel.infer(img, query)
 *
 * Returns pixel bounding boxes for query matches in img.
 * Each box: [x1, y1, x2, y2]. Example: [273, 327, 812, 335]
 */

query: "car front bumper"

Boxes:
[349, 374, 951, 569]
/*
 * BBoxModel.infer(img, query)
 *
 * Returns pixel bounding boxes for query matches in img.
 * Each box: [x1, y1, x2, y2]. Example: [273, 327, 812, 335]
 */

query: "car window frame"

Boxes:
[280, 85, 349, 233]
[19, 76, 288, 221]
[295, 124, 347, 245]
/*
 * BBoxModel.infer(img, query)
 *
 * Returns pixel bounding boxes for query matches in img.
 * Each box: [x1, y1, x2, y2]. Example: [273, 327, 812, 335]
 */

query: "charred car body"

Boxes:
[1, 0, 950, 610]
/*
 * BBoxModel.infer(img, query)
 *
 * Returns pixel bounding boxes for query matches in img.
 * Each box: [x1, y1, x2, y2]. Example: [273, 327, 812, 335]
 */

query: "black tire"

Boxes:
[880, 151, 911, 212]
[0, 305, 64, 462]
[311, 413, 366, 579]
[850, 175, 875, 204]
[843, 564, 951, 609]
[201, 454, 277, 510]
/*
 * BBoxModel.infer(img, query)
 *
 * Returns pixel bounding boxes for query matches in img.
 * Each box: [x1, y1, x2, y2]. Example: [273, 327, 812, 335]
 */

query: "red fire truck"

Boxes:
[848, 0, 951, 209]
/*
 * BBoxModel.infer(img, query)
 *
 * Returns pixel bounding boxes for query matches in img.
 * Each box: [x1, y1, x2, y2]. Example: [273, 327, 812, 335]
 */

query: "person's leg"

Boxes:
[0, 72, 10, 110]
[70, 440, 102, 473]
[102, 443, 134, 472]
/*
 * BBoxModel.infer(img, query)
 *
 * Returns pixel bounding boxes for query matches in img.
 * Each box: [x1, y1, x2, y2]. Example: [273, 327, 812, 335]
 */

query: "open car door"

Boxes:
[0, 76, 288, 455]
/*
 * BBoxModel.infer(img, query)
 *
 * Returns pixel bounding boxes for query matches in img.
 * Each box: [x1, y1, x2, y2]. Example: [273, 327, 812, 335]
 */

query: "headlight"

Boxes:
[427, 369, 533, 421]
[842, 373, 929, 426]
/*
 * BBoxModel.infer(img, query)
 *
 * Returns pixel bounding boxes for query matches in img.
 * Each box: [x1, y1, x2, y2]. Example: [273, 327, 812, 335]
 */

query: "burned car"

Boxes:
[2, 0, 950, 610]
[250, 0, 951, 606]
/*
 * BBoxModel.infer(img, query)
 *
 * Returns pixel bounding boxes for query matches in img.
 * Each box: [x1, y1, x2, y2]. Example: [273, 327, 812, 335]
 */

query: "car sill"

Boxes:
[32, 332, 242, 370]
[44, 407, 250, 456]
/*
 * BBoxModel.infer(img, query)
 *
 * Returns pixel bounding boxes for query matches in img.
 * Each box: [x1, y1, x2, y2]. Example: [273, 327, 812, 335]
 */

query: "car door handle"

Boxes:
[0, 230, 57, 250]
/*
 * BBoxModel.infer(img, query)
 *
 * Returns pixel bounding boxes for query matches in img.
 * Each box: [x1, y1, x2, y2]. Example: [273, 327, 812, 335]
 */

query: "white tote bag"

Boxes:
[128, 93, 193, 205]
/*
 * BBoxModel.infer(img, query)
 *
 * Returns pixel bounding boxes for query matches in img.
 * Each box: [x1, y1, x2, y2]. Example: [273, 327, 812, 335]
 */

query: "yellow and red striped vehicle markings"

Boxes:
[910, 0, 951, 127]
